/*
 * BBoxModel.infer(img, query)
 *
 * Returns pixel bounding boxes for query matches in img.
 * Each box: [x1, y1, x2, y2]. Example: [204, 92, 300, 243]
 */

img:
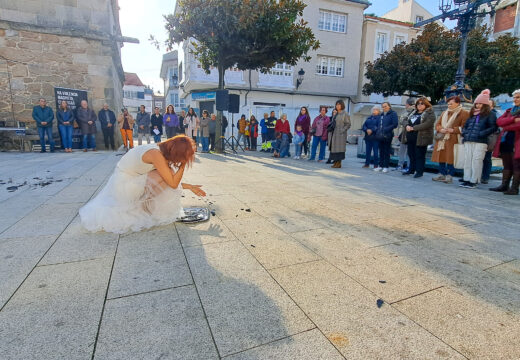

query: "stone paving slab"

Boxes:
[0, 235, 56, 308]
[0, 202, 81, 239]
[393, 287, 520, 359]
[270, 260, 466, 360]
[485, 259, 520, 285]
[108, 226, 192, 299]
[0, 257, 112, 360]
[225, 329, 343, 360]
[184, 240, 314, 357]
[95, 286, 218, 360]
[40, 216, 119, 265]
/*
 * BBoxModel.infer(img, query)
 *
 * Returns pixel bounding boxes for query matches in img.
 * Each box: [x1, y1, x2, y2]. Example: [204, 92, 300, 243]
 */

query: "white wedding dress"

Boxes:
[79, 144, 184, 234]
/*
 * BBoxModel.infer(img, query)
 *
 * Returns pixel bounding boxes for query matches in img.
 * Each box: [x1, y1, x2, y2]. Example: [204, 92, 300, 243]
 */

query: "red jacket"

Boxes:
[493, 108, 520, 159]
[249, 121, 259, 138]
[275, 119, 290, 134]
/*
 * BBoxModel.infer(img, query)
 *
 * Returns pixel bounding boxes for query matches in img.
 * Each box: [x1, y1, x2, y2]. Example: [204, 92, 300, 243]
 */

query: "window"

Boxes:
[376, 32, 388, 54]
[394, 35, 406, 45]
[315, 56, 344, 77]
[170, 93, 185, 109]
[319, 10, 347, 33]
[268, 63, 293, 77]
[415, 15, 424, 23]
[123, 90, 140, 99]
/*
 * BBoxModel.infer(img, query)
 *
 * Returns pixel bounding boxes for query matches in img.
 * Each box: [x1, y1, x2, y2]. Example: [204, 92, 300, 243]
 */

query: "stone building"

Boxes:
[0, 0, 132, 150]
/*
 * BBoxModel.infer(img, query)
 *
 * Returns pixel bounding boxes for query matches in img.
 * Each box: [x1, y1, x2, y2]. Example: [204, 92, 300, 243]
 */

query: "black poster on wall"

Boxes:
[54, 87, 88, 114]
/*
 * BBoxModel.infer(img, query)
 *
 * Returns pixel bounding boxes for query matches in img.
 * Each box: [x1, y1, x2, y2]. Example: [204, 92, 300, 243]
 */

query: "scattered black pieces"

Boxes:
[7, 186, 18, 192]
[245, 208, 251, 212]
[55, 179, 63, 183]
[250, 244, 256, 248]
[235, 215, 238, 217]
[376, 299, 384, 308]
[379, 280, 387, 284]
[210, 211, 216, 216]
[33, 177, 41, 180]
[241, 208, 244, 210]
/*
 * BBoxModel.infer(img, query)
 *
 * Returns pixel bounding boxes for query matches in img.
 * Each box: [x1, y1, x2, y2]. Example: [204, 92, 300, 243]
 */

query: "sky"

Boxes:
[118, 0, 454, 94]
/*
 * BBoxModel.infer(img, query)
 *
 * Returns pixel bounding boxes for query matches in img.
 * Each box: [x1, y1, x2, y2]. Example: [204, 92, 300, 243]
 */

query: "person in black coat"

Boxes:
[362, 106, 381, 168]
[150, 107, 163, 143]
[460, 90, 497, 188]
[375, 102, 398, 173]
[98, 103, 116, 150]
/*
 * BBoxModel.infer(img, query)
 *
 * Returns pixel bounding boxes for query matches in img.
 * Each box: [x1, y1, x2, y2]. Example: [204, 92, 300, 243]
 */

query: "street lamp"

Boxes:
[416, 0, 502, 103]
[296, 68, 305, 89]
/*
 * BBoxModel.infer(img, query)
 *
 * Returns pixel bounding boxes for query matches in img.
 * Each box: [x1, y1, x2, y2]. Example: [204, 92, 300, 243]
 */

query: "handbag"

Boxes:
[453, 135, 465, 169]
[327, 119, 336, 132]
[375, 117, 385, 141]
[310, 127, 317, 135]
[288, 132, 293, 144]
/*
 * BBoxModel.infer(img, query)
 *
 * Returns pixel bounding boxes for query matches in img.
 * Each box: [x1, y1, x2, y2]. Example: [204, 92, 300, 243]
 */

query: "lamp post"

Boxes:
[415, 0, 502, 103]
[296, 68, 305, 89]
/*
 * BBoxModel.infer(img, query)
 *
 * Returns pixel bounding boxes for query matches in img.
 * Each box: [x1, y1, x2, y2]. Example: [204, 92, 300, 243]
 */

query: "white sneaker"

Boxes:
[296, 156, 300, 160]
[374, 167, 382, 172]
[293, 156, 298, 159]
[382, 168, 389, 173]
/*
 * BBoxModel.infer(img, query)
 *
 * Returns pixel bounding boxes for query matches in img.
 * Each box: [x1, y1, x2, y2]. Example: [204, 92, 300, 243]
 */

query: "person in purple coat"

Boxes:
[163, 104, 180, 139]
[295, 107, 311, 157]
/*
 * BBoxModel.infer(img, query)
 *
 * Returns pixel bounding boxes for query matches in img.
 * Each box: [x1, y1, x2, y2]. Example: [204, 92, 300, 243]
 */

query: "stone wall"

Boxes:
[0, 27, 124, 150]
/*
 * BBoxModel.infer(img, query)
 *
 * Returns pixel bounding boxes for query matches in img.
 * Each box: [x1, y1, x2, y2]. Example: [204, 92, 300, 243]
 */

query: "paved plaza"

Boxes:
[0, 146, 519, 360]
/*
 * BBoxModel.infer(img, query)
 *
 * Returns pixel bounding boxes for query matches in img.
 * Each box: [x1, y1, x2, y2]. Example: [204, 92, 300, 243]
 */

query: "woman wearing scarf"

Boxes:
[460, 89, 497, 189]
[491, 89, 520, 195]
[432, 96, 469, 183]
[295, 107, 311, 158]
[328, 100, 351, 169]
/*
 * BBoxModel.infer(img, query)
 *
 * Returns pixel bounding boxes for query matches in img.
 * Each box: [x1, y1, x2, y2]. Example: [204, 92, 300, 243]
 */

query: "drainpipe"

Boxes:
[244, 70, 252, 107]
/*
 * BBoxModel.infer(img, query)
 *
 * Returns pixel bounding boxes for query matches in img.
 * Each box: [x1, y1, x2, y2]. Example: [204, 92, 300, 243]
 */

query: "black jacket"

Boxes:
[150, 113, 163, 135]
[462, 112, 497, 144]
[98, 109, 116, 129]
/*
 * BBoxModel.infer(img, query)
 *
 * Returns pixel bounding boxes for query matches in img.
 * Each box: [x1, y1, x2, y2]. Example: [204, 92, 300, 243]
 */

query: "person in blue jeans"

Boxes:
[292, 125, 305, 159]
[57, 100, 75, 152]
[362, 106, 381, 168]
[32, 98, 55, 153]
[309, 106, 330, 161]
[199, 110, 210, 152]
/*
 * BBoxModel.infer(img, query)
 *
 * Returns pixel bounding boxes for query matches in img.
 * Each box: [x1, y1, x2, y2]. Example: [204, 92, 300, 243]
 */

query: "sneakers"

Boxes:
[382, 168, 389, 173]
[362, 164, 370, 168]
[293, 156, 300, 159]
[432, 175, 446, 182]
[374, 167, 382, 172]
[459, 181, 476, 189]
[444, 175, 453, 184]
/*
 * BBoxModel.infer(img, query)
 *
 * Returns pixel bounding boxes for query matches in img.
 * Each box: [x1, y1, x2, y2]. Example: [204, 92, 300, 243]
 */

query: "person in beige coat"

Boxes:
[431, 96, 470, 183]
[328, 100, 351, 168]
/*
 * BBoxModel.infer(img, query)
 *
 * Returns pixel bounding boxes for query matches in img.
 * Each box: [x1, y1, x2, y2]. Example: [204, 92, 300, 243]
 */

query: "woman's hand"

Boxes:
[183, 183, 206, 197]
[366, 129, 373, 135]
[406, 125, 413, 132]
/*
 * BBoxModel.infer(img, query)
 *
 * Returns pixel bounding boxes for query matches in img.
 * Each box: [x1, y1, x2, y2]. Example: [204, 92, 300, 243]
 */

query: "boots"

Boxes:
[489, 170, 512, 192]
[504, 172, 519, 195]
[331, 161, 342, 168]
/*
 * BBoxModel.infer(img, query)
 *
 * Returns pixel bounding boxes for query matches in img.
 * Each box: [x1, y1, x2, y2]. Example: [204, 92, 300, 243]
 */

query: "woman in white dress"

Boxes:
[79, 135, 206, 234]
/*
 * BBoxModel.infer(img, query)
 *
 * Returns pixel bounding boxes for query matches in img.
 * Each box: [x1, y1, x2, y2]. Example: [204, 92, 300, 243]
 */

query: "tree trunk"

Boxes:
[215, 64, 225, 153]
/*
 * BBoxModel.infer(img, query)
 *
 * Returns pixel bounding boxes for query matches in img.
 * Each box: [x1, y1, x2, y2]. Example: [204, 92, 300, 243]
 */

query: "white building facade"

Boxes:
[169, 0, 370, 134]
[122, 72, 153, 119]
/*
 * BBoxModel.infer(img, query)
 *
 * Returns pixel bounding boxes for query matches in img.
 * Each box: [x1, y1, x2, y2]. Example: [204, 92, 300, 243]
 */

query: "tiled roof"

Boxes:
[124, 72, 144, 86]
[364, 15, 414, 27]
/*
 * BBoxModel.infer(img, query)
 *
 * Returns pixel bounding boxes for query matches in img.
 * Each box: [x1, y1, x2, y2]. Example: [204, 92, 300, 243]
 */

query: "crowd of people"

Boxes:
[32, 88, 520, 196]
[359, 89, 520, 195]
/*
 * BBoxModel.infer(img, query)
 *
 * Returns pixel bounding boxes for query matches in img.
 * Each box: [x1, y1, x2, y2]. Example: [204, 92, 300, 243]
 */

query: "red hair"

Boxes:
[158, 135, 195, 168]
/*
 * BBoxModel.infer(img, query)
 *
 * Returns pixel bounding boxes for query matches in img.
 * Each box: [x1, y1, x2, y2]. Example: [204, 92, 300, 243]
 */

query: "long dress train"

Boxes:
[79, 144, 184, 234]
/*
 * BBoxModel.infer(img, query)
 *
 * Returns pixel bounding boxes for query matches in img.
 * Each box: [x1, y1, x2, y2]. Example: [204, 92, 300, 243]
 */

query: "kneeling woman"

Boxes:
[80, 135, 206, 234]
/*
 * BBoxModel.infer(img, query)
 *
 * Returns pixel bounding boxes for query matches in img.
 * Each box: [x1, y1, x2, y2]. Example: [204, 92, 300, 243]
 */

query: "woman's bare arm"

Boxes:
[142, 149, 185, 189]
[181, 183, 206, 197]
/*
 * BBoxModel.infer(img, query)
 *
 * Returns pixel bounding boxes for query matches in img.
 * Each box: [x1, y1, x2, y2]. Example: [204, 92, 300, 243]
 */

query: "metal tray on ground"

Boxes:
[178, 207, 211, 223]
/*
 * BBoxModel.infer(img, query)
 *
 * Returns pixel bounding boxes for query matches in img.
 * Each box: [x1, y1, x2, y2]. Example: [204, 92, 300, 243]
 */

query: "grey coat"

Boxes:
[76, 107, 97, 135]
[136, 111, 151, 133]
[200, 117, 210, 137]
[328, 110, 351, 153]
